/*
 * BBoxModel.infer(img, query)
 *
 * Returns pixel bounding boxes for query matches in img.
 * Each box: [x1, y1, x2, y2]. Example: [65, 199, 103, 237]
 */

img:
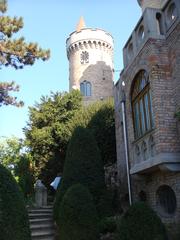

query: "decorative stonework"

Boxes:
[133, 134, 156, 164]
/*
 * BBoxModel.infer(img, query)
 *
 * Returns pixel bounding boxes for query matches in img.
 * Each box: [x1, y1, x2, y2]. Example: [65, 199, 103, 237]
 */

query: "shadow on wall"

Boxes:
[79, 61, 113, 103]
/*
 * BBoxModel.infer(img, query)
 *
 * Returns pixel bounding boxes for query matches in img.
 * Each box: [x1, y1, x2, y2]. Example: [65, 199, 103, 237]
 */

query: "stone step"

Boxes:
[31, 228, 55, 238]
[29, 218, 54, 226]
[31, 235, 55, 240]
[29, 212, 53, 219]
[29, 209, 53, 214]
[30, 222, 54, 230]
[28, 205, 56, 240]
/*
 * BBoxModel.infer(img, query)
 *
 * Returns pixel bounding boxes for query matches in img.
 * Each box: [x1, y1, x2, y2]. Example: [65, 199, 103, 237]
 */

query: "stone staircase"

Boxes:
[28, 205, 56, 240]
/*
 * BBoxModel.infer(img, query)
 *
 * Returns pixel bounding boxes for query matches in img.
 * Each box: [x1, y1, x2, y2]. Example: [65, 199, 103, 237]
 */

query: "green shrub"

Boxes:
[69, 99, 116, 166]
[54, 126, 106, 221]
[0, 164, 31, 240]
[99, 217, 117, 234]
[15, 157, 34, 199]
[87, 99, 116, 165]
[117, 202, 168, 240]
[58, 184, 99, 240]
[96, 189, 114, 218]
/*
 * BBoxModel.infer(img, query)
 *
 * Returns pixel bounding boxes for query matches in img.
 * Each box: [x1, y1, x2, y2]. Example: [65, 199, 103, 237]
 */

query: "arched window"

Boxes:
[156, 185, 177, 215]
[80, 81, 91, 96]
[131, 70, 154, 139]
[166, 3, 177, 27]
[156, 13, 164, 35]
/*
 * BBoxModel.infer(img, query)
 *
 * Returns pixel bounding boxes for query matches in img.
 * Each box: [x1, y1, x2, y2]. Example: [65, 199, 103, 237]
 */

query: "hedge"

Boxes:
[54, 126, 106, 221]
[0, 164, 31, 240]
[57, 184, 99, 240]
[117, 202, 168, 240]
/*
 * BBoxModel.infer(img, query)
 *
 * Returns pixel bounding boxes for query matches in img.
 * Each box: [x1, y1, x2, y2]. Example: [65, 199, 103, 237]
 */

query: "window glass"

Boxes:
[132, 70, 154, 139]
[80, 82, 85, 96]
[134, 102, 141, 138]
[80, 81, 91, 97]
[86, 82, 91, 96]
[144, 93, 151, 131]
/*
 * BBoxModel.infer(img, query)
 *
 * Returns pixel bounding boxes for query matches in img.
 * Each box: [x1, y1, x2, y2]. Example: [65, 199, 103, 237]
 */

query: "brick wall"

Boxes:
[114, 14, 180, 238]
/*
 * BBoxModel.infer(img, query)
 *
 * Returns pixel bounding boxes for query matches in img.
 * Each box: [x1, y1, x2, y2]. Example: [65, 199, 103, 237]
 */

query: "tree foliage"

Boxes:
[0, 136, 23, 170]
[0, 81, 23, 106]
[24, 90, 82, 184]
[0, 0, 50, 107]
[24, 96, 116, 186]
[0, 136, 34, 197]
[57, 184, 99, 240]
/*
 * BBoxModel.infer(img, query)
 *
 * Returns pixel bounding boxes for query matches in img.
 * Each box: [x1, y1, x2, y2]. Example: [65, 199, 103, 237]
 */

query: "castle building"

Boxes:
[114, 0, 180, 237]
[66, 17, 114, 104]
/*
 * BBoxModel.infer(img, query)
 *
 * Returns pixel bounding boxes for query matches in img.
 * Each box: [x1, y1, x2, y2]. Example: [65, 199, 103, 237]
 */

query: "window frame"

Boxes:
[80, 80, 92, 97]
[131, 70, 154, 139]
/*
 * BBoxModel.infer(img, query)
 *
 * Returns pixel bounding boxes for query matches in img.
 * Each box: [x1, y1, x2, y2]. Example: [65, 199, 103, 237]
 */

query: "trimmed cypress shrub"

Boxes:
[0, 164, 31, 240]
[99, 216, 117, 234]
[117, 202, 168, 240]
[15, 157, 34, 199]
[54, 126, 106, 221]
[58, 184, 99, 240]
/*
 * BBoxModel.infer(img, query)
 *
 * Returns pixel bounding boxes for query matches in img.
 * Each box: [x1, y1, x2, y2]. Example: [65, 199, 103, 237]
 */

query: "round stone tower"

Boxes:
[137, 0, 167, 11]
[66, 17, 114, 104]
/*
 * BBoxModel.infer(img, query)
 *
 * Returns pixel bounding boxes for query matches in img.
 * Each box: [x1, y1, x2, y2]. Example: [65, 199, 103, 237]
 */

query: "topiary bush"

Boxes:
[0, 164, 31, 240]
[58, 183, 99, 240]
[99, 216, 117, 234]
[117, 202, 168, 240]
[54, 126, 106, 221]
[15, 157, 34, 199]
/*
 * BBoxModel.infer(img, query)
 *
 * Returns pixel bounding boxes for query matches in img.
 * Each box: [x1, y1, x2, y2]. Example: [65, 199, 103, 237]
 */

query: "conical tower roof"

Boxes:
[76, 16, 86, 32]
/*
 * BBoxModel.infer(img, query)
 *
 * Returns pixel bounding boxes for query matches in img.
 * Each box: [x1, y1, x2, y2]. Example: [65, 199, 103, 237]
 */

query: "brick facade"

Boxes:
[114, 0, 180, 237]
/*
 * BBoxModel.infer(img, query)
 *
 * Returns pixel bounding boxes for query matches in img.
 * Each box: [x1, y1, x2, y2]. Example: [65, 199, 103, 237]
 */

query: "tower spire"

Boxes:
[76, 16, 86, 32]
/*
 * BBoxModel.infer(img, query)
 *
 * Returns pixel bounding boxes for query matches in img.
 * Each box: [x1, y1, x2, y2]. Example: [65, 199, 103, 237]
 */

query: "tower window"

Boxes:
[131, 70, 154, 139]
[138, 25, 145, 43]
[80, 51, 89, 64]
[80, 81, 91, 96]
[166, 3, 177, 27]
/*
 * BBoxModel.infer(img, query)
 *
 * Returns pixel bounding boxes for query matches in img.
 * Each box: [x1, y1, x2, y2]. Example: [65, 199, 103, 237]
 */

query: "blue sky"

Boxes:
[1, 0, 141, 139]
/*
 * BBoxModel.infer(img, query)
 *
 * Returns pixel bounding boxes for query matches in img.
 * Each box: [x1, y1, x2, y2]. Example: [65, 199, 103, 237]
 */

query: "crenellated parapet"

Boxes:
[66, 28, 113, 59]
[67, 39, 113, 59]
[137, 0, 169, 11]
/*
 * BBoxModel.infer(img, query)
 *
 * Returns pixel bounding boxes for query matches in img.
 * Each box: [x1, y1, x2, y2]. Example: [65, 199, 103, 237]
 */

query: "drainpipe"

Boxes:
[121, 89, 132, 206]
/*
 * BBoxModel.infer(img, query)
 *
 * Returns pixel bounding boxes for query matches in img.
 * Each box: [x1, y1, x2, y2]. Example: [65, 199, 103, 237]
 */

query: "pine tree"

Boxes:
[0, 0, 50, 107]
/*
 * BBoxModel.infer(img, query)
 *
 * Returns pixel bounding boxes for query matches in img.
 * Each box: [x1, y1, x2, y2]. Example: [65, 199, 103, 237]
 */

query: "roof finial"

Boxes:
[76, 16, 86, 32]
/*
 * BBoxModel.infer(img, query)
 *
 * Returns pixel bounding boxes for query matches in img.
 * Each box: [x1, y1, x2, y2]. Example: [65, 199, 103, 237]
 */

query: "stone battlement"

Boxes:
[66, 28, 113, 52]
[138, 0, 168, 11]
